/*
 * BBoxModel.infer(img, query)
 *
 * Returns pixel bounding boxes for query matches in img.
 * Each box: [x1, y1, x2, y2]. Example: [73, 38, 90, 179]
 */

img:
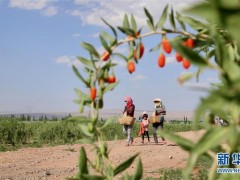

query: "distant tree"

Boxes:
[26, 115, 31, 121]
[20, 114, 26, 121]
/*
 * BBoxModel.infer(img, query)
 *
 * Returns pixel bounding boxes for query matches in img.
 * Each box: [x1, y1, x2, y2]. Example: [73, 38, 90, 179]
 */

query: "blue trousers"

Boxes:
[152, 124, 165, 143]
[123, 125, 132, 144]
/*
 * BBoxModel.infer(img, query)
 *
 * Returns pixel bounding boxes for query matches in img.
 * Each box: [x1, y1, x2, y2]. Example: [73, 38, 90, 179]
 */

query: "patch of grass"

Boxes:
[146, 168, 182, 180]
[164, 122, 205, 133]
[145, 155, 212, 180]
[192, 155, 212, 180]
[0, 145, 6, 152]
[0, 144, 21, 152]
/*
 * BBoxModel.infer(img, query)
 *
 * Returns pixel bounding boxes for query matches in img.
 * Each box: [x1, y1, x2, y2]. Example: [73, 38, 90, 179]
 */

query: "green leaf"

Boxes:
[67, 116, 89, 123]
[214, 32, 224, 66]
[78, 101, 84, 113]
[162, 131, 195, 151]
[169, 7, 176, 30]
[207, 49, 215, 59]
[128, 41, 134, 58]
[178, 16, 207, 31]
[194, 39, 212, 49]
[156, 5, 169, 29]
[113, 153, 139, 176]
[183, 127, 230, 179]
[233, 42, 240, 60]
[99, 35, 111, 52]
[144, 7, 154, 29]
[162, 28, 173, 33]
[131, 14, 137, 32]
[99, 119, 112, 130]
[134, 43, 141, 63]
[72, 66, 89, 87]
[214, 32, 240, 80]
[103, 81, 119, 93]
[123, 174, 131, 180]
[100, 31, 115, 45]
[117, 27, 136, 36]
[185, 1, 218, 27]
[101, 18, 117, 38]
[196, 68, 203, 82]
[81, 42, 99, 58]
[194, 91, 234, 125]
[82, 174, 105, 180]
[176, 11, 186, 31]
[101, 61, 117, 71]
[178, 72, 194, 84]
[223, 46, 240, 81]
[219, 174, 240, 180]
[74, 88, 91, 112]
[80, 124, 94, 137]
[149, 43, 161, 52]
[74, 88, 89, 99]
[147, 20, 155, 31]
[77, 138, 93, 144]
[123, 14, 130, 29]
[113, 53, 128, 63]
[84, 67, 94, 74]
[78, 100, 89, 113]
[195, 127, 229, 155]
[77, 147, 89, 178]
[77, 56, 96, 69]
[171, 40, 208, 67]
[132, 158, 143, 180]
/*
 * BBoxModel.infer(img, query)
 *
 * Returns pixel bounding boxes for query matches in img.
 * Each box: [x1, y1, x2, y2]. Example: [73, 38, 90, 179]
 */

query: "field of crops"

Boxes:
[0, 115, 205, 151]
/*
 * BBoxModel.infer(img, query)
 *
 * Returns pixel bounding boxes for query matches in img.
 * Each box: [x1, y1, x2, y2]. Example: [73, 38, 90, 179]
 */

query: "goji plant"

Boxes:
[69, 0, 240, 179]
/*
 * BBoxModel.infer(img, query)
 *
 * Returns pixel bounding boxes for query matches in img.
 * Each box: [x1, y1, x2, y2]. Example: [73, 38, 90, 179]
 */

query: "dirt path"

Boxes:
[0, 130, 205, 180]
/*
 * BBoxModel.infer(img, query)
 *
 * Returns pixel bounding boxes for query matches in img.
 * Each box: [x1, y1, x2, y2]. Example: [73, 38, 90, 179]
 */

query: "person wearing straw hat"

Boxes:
[122, 96, 135, 146]
[152, 98, 167, 145]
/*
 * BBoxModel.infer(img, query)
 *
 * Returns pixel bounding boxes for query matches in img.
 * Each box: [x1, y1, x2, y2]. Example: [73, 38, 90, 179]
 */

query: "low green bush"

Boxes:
[0, 120, 27, 145]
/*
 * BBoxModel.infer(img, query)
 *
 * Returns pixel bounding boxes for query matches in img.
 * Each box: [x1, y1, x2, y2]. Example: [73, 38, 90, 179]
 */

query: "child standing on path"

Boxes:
[139, 111, 150, 144]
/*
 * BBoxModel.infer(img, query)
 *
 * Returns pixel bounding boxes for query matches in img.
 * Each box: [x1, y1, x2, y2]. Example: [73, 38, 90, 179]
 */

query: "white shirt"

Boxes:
[142, 119, 149, 131]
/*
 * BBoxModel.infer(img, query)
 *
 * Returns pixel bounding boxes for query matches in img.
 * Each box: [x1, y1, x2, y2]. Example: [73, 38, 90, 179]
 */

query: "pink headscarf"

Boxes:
[124, 96, 133, 109]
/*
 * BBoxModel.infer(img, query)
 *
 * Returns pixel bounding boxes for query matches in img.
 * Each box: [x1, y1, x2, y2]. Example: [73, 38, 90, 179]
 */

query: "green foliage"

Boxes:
[0, 116, 86, 149]
[34, 121, 84, 144]
[0, 119, 26, 145]
[164, 121, 205, 133]
[146, 156, 212, 180]
[0, 116, 203, 148]
[72, 0, 240, 179]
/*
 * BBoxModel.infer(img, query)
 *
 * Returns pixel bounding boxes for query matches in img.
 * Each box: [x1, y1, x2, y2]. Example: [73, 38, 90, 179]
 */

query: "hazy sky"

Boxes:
[0, 0, 219, 114]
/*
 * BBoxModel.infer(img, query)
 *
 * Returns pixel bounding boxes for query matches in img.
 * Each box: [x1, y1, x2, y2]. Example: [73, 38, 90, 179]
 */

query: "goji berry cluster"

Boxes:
[159, 37, 194, 69]
[90, 36, 194, 101]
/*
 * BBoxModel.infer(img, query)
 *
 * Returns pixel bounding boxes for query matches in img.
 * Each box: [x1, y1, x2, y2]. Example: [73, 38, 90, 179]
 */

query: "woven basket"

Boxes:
[149, 116, 161, 123]
[119, 116, 135, 125]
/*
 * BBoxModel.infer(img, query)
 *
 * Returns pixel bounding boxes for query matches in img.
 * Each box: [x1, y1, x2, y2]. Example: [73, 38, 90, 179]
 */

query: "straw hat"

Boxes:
[153, 98, 162, 103]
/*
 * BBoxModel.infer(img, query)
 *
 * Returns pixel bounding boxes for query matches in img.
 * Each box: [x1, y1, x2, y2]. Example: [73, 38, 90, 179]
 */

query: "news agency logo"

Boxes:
[217, 153, 240, 174]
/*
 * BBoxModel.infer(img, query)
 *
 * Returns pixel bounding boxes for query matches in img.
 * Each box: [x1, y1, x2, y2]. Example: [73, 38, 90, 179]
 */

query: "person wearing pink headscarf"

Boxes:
[123, 96, 135, 146]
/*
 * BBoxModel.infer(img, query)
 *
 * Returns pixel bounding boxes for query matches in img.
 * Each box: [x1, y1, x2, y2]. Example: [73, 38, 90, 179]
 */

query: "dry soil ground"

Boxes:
[0, 130, 205, 180]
